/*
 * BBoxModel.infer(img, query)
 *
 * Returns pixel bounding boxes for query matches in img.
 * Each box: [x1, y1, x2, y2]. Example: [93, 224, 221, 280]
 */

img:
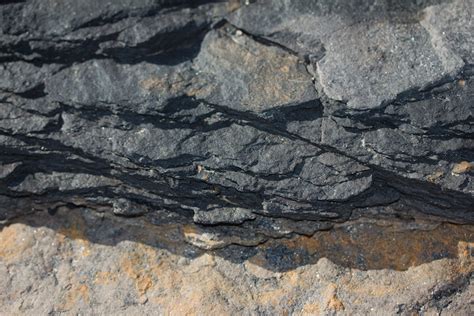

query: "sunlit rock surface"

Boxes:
[0, 0, 473, 314]
[1, 208, 473, 315]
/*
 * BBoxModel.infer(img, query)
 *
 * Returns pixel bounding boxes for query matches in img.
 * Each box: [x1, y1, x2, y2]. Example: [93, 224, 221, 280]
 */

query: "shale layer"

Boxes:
[0, 0, 473, 314]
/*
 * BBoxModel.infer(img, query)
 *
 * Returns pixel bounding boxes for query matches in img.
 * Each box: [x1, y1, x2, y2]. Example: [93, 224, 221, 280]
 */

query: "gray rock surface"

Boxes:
[1, 0, 472, 226]
[0, 0, 473, 314]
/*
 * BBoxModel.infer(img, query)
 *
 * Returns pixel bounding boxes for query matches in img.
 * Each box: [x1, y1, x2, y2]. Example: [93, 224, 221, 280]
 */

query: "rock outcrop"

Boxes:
[0, 0, 473, 314]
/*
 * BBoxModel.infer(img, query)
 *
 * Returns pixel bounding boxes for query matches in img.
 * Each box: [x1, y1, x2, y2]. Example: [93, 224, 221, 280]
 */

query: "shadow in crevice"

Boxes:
[242, 221, 473, 271]
[2, 206, 473, 273]
[0, 0, 223, 66]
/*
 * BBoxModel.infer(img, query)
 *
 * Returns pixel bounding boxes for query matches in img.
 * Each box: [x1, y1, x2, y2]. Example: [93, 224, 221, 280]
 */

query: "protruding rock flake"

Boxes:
[0, 0, 473, 314]
[316, 22, 463, 109]
[193, 26, 318, 111]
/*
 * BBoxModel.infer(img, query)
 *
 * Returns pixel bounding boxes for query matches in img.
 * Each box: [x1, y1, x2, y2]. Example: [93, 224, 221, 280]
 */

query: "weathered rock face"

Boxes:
[1, 208, 473, 315]
[0, 0, 473, 314]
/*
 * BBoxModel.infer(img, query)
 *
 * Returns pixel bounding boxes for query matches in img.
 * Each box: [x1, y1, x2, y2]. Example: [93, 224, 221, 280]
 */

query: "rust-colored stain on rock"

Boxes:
[1, 209, 473, 315]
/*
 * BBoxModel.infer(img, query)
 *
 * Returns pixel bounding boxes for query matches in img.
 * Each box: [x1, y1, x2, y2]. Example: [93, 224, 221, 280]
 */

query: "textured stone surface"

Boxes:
[0, 0, 473, 314]
[1, 208, 473, 315]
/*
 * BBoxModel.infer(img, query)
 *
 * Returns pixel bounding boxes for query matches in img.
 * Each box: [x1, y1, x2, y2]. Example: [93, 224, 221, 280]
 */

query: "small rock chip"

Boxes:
[452, 161, 473, 175]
